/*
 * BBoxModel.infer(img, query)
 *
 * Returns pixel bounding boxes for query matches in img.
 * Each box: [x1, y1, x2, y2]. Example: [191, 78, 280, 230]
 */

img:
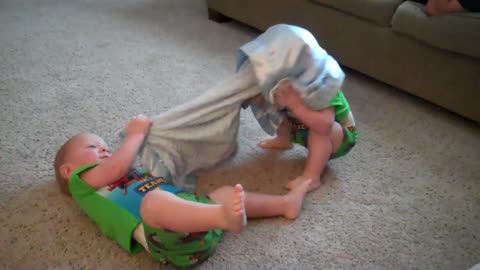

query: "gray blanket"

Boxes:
[136, 24, 345, 191]
[137, 65, 259, 191]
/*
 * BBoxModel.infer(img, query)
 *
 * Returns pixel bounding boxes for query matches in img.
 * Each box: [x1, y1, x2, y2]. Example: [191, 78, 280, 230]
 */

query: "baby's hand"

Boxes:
[274, 82, 303, 109]
[125, 114, 152, 138]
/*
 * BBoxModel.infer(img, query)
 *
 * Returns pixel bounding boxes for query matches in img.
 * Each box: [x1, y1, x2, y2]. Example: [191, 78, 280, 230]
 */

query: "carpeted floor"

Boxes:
[0, 0, 479, 269]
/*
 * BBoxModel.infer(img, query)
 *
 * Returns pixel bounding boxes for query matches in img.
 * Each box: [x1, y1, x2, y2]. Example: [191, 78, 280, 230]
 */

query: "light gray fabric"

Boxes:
[392, 1, 480, 59]
[469, 263, 480, 270]
[239, 24, 345, 135]
[139, 24, 344, 190]
[138, 65, 259, 191]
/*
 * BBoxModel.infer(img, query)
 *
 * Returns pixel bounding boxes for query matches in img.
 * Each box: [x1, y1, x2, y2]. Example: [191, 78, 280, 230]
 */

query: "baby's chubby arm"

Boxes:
[82, 115, 152, 188]
[274, 82, 335, 135]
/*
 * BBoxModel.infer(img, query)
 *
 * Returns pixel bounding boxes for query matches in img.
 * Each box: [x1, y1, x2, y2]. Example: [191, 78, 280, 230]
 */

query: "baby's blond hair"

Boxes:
[53, 135, 82, 196]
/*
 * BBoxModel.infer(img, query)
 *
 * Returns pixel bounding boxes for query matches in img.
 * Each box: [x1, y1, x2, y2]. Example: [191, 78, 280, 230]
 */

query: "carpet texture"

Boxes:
[0, 0, 479, 269]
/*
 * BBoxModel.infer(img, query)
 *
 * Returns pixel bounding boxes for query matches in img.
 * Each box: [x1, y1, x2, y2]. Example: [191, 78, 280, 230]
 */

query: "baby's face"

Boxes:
[66, 133, 111, 170]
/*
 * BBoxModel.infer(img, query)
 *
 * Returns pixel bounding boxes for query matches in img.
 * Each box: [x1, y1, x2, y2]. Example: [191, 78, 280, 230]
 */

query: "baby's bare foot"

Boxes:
[286, 176, 321, 192]
[258, 137, 293, 150]
[222, 184, 246, 233]
[284, 179, 311, 220]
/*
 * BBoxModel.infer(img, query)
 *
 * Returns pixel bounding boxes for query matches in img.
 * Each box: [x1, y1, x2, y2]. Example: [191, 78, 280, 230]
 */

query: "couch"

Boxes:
[206, 0, 480, 123]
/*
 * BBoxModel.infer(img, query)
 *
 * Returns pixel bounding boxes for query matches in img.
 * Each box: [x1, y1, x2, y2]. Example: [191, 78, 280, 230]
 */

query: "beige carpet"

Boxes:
[0, 0, 479, 269]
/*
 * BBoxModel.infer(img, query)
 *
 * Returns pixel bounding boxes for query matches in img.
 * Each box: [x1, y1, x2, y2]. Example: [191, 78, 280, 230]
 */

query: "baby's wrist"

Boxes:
[126, 133, 146, 142]
[288, 101, 304, 113]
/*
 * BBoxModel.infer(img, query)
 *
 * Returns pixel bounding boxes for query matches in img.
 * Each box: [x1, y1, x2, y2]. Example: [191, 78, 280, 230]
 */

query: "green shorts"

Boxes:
[143, 186, 223, 268]
[289, 118, 358, 159]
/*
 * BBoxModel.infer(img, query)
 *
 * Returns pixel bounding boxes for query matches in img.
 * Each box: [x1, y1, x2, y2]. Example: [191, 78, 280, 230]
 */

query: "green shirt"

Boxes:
[69, 164, 144, 253]
[329, 90, 351, 122]
[287, 90, 351, 123]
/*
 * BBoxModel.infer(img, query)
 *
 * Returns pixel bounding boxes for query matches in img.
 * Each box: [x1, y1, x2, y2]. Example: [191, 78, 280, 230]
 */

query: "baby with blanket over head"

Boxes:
[241, 24, 358, 192]
[138, 24, 357, 194]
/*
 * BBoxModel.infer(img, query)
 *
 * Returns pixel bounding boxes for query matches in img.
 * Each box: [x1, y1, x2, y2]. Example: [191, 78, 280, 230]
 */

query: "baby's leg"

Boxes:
[209, 179, 311, 220]
[140, 186, 246, 233]
[258, 119, 293, 149]
[287, 122, 344, 192]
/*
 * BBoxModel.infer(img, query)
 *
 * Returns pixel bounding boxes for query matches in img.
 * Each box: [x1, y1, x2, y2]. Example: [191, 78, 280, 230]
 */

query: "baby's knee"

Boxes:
[140, 190, 169, 226]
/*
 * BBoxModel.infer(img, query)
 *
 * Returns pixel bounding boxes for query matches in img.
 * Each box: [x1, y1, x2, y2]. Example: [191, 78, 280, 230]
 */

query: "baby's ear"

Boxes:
[59, 164, 73, 180]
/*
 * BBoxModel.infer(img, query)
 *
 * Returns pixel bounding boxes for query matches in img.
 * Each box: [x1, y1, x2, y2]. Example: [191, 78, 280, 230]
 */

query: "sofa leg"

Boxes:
[208, 8, 231, 23]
